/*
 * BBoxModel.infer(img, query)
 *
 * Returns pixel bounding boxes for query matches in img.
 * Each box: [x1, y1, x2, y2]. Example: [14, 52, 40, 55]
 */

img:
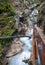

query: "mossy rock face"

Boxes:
[40, 0, 45, 2]
[37, 2, 45, 12]
[0, 0, 16, 37]
[37, 2, 45, 29]
[0, 0, 15, 14]
[0, 0, 16, 59]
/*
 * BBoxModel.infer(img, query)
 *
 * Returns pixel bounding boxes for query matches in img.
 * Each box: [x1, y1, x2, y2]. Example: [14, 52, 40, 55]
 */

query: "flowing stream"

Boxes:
[7, 4, 38, 65]
[7, 37, 32, 65]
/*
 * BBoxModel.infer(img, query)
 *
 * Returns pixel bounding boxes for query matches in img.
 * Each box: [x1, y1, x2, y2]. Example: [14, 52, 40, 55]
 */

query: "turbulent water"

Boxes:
[7, 5, 38, 65]
[7, 37, 32, 65]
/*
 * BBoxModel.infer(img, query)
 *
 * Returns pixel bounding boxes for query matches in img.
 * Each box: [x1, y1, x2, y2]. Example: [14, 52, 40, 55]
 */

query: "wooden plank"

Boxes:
[0, 35, 31, 40]
[35, 25, 45, 44]
[34, 25, 45, 65]
[32, 28, 37, 65]
[32, 37, 36, 65]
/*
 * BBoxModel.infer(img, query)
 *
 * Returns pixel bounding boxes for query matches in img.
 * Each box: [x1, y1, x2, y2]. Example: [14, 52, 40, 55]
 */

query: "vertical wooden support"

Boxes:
[32, 37, 36, 65]
[32, 28, 37, 65]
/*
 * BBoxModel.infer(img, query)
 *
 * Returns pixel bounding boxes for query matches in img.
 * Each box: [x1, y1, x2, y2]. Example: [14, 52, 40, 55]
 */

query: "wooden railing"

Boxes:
[32, 25, 45, 65]
[0, 36, 31, 40]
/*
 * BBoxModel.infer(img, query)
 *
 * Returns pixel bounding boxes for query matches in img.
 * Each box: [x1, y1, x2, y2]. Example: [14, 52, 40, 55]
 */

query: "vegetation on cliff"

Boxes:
[37, 1, 45, 34]
[0, 0, 16, 61]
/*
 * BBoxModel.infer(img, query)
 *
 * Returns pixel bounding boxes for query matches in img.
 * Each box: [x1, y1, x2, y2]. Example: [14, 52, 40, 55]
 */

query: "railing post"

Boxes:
[32, 26, 38, 65]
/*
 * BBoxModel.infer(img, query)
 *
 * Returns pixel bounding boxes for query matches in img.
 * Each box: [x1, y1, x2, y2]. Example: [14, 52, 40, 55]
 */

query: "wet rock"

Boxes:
[0, 57, 8, 65]
[28, 61, 33, 65]
[22, 59, 29, 63]
[26, 28, 33, 36]
[6, 38, 24, 57]
[37, 2, 45, 29]
[43, 22, 45, 34]
[18, 23, 27, 35]
[22, 59, 33, 65]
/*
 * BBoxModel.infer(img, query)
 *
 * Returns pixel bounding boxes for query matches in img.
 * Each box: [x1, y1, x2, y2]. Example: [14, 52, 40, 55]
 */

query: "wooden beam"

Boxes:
[0, 35, 31, 40]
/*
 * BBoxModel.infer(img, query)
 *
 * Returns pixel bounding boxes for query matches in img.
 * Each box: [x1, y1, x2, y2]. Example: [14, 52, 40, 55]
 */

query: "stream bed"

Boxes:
[7, 37, 32, 65]
[7, 7, 38, 65]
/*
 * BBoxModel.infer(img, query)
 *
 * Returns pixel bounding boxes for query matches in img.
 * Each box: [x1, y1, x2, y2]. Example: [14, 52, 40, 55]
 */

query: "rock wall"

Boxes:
[37, 1, 45, 31]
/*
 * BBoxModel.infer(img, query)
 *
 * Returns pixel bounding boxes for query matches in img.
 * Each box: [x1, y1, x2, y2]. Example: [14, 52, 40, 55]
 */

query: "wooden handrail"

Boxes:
[35, 25, 45, 44]
[34, 25, 45, 65]
[0, 35, 31, 40]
